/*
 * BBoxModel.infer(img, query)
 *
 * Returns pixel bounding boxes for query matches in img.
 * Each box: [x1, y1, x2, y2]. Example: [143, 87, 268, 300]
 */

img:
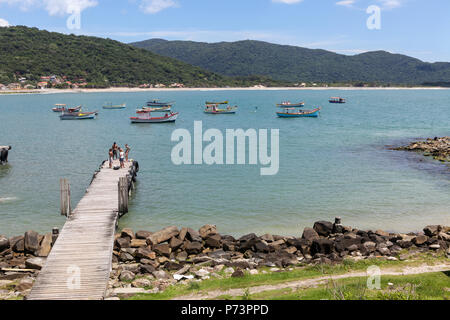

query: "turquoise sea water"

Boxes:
[0, 89, 449, 237]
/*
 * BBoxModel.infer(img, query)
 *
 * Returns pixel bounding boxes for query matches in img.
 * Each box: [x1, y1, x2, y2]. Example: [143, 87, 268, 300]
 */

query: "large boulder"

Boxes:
[186, 228, 202, 242]
[37, 233, 52, 257]
[119, 270, 135, 282]
[310, 239, 334, 255]
[115, 237, 131, 249]
[134, 247, 156, 260]
[238, 233, 259, 252]
[121, 228, 134, 240]
[9, 236, 24, 252]
[135, 230, 153, 239]
[152, 244, 171, 257]
[302, 228, 320, 241]
[424, 225, 441, 237]
[169, 237, 184, 250]
[147, 226, 179, 245]
[313, 221, 334, 237]
[24, 230, 40, 253]
[0, 235, 9, 252]
[130, 239, 147, 248]
[199, 225, 217, 239]
[205, 234, 222, 248]
[185, 241, 203, 254]
[412, 235, 428, 246]
[334, 237, 362, 252]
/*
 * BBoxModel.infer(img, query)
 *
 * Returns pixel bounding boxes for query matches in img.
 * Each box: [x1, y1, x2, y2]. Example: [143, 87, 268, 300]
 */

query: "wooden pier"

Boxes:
[27, 159, 138, 300]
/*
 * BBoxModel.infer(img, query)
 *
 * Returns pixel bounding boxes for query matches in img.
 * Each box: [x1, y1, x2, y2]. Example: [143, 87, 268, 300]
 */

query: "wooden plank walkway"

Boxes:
[27, 160, 136, 300]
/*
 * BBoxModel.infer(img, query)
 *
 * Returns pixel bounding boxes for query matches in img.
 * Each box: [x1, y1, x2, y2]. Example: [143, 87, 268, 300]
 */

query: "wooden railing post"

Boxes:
[118, 177, 128, 215]
[60, 178, 71, 217]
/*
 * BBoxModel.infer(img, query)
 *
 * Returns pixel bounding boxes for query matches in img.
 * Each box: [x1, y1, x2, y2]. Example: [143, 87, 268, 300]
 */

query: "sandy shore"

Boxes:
[0, 86, 449, 95]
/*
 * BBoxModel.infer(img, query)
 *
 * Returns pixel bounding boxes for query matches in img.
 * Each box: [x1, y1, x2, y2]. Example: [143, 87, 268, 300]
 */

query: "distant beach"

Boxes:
[0, 86, 449, 95]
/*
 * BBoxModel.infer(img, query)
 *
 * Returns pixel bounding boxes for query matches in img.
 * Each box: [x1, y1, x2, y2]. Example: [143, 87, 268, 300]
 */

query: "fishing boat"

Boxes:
[103, 103, 126, 109]
[130, 111, 179, 123]
[329, 97, 346, 104]
[276, 101, 305, 108]
[204, 104, 238, 114]
[136, 105, 172, 113]
[276, 107, 321, 118]
[205, 100, 229, 105]
[146, 100, 175, 107]
[52, 104, 82, 113]
[60, 111, 98, 120]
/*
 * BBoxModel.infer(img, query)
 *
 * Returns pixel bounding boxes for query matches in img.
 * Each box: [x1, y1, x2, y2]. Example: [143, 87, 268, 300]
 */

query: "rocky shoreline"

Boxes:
[394, 136, 450, 162]
[1, 219, 449, 300]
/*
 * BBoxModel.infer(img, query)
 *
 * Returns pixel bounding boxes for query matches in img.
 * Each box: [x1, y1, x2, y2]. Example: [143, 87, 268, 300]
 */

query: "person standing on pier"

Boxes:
[108, 148, 113, 168]
[125, 144, 131, 162]
[119, 148, 125, 169]
[112, 142, 119, 160]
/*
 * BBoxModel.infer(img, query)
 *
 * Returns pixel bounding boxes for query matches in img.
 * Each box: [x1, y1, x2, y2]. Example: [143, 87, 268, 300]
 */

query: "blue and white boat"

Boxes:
[276, 107, 321, 118]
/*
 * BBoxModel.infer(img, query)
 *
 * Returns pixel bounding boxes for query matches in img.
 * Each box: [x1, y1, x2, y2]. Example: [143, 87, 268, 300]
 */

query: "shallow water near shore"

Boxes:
[0, 89, 449, 237]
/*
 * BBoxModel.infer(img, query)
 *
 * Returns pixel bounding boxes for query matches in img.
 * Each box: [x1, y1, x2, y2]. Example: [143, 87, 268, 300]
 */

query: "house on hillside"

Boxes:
[37, 82, 48, 89]
[7, 83, 21, 90]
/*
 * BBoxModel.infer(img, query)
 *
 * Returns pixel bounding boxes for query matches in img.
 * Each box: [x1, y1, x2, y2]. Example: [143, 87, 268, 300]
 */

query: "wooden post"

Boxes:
[60, 178, 71, 217]
[118, 177, 128, 215]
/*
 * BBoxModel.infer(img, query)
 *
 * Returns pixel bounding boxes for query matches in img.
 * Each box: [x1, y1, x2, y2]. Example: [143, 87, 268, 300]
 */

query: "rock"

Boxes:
[438, 232, 450, 241]
[119, 251, 135, 262]
[134, 247, 156, 260]
[176, 251, 188, 262]
[169, 237, 184, 250]
[334, 237, 362, 252]
[115, 237, 131, 249]
[284, 246, 297, 254]
[362, 241, 377, 252]
[254, 240, 269, 253]
[260, 234, 274, 242]
[205, 234, 222, 248]
[122, 263, 140, 274]
[413, 235, 428, 246]
[375, 230, 390, 237]
[153, 244, 171, 257]
[302, 227, 320, 241]
[15, 278, 34, 292]
[199, 225, 217, 239]
[140, 264, 156, 274]
[347, 244, 358, 252]
[429, 244, 440, 250]
[231, 268, 244, 278]
[424, 225, 441, 237]
[37, 233, 52, 257]
[9, 236, 24, 252]
[186, 228, 202, 242]
[132, 278, 151, 288]
[185, 241, 203, 255]
[24, 230, 40, 253]
[130, 239, 147, 248]
[378, 247, 391, 255]
[249, 269, 258, 275]
[194, 268, 210, 278]
[165, 261, 183, 271]
[25, 257, 45, 270]
[238, 233, 259, 251]
[121, 228, 135, 240]
[135, 230, 153, 239]
[397, 240, 413, 249]
[174, 265, 191, 275]
[119, 270, 135, 282]
[310, 239, 334, 255]
[147, 226, 179, 245]
[0, 235, 9, 252]
[152, 270, 169, 280]
[313, 221, 333, 237]
[224, 267, 234, 274]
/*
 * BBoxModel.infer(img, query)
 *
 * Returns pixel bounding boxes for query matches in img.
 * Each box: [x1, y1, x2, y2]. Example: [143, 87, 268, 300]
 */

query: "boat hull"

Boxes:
[130, 113, 178, 123]
[276, 108, 321, 118]
[276, 102, 305, 108]
[60, 115, 96, 120]
[204, 111, 236, 114]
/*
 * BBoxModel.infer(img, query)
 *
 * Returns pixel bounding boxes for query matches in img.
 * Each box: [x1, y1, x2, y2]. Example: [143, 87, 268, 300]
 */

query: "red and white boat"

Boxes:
[130, 111, 179, 123]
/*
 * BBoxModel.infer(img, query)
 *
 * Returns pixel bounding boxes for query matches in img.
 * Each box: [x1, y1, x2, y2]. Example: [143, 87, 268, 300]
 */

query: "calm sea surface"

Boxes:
[0, 89, 449, 237]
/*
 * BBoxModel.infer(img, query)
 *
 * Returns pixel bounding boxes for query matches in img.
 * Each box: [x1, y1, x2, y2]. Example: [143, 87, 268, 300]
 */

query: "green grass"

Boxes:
[238, 272, 450, 300]
[126, 252, 448, 300]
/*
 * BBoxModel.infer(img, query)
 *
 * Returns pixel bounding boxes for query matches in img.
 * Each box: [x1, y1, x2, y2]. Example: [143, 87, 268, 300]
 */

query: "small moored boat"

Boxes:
[130, 111, 179, 123]
[276, 107, 321, 118]
[52, 104, 82, 113]
[146, 100, 175, 107]
[204, 104, 237, 114]
[329, 97, 346, 104]
[136, 105, 172, 113]
[103, 103, 126, 109]
[205, 100, 229, 105]
[60, 111, 98, 120]
[276, 101, 305, 108]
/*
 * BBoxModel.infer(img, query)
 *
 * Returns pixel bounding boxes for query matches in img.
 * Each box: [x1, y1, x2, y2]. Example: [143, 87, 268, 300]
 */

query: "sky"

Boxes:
[0, 0, 449, 62]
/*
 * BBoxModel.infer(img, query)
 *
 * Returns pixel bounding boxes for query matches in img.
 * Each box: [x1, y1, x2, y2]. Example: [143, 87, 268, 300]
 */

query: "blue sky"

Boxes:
[0, 0, 449, 62]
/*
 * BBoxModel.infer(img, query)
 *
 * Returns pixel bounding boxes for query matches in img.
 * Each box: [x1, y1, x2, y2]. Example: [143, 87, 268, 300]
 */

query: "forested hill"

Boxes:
[0, 26, 229, 87]
[131, 39, 450, 84]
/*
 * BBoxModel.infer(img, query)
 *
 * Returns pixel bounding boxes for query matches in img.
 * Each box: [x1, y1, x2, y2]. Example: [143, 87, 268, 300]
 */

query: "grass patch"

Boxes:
[127, 252, 448, 300]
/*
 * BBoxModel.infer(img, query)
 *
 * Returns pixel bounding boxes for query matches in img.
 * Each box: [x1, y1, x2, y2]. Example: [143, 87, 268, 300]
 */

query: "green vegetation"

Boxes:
[229, 272, 450, 300]
[126, 252, 448, 300]
[0, 26, 288, 88]
[132, 39, 450, 85]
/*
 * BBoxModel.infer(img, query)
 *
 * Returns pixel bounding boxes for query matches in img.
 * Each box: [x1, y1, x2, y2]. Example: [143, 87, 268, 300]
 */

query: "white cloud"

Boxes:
[272, 0, 303, 3]
[0, 0, 98, 15]
[336, 0, 356, 7]
[0, 18, 10, 27]
[139, 0, 178, 14]
[377, 0, 403, 9]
